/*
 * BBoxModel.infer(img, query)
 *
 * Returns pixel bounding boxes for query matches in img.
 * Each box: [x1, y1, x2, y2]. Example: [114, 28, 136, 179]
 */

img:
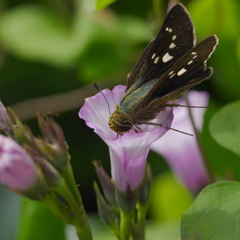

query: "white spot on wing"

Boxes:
[169, 71, 174, 75]
[169, 42, 176, 49]
[177, 68, 187, 76]
[172, 35, 177, 40]
[169, 73, 175, 78]
[154, 56, 159, 64]
[187, 60, 193, 65]
[191, 52, 197, 55]
[162, 53, 173, 63]
[151, 53, 156, 59]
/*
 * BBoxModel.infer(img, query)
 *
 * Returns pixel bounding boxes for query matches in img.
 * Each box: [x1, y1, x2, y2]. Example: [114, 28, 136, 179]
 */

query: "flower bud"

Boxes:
[36, 114, 69, 171]
[93, 160, 116, 207]
[0, 135, 38, 191]
[38, 114, 67, 151]
[0, 101, 12, 135]
[93, 182, 120, 235]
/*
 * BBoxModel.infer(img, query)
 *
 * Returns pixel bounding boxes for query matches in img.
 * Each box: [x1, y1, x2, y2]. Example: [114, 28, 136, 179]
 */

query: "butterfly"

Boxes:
[108, 3, 218, 135]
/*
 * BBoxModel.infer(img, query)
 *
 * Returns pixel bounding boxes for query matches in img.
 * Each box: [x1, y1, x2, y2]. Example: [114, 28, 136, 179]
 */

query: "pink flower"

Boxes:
[151, 91, 209, 193]
[0, 135, 38, 190]
[79, 85, 173, 192]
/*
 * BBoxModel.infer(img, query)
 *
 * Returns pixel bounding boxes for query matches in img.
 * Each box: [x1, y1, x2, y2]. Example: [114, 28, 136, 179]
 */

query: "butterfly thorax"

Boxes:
[121, 80, 156, 110]
[109, 80, 157, 134]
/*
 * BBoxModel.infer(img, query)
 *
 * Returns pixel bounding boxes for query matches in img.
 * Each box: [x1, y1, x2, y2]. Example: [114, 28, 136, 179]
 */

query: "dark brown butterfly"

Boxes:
[109, 3, 218, 135]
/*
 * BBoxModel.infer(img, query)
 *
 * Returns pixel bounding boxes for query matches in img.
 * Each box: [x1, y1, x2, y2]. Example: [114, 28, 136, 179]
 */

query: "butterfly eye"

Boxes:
[119, 123, 132, 133]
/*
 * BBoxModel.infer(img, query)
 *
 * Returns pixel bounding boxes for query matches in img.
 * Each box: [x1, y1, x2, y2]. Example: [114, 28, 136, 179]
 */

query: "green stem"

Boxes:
[42, 175, 92, 240]
[185, 93, 215, 184]
[134, 203, 148, 240]
[75, 225, 92, 240]
[61, 161, 83, 207]
[61, 162, 92, 239]
[120, 210, 132, 240]
[152, 0, 162, 24]
[42, 179, 79, 224]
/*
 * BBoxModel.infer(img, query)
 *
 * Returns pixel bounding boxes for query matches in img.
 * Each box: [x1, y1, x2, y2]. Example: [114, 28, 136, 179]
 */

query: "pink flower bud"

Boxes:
[0, 135, 38, 190]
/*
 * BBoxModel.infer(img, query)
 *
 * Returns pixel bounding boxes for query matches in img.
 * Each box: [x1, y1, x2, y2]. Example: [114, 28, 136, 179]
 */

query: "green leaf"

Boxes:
[181, 181, 240, 240]
[96, 0, 117, 10]
[82, 0, 116, 11]
[18, 199, 66, 240]
[209, 100, 240, 157]
[201, 101, 240, 180]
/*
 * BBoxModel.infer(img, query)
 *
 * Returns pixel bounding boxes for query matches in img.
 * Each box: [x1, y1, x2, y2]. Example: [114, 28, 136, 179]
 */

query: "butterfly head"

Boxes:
[109, 106, 132, 135]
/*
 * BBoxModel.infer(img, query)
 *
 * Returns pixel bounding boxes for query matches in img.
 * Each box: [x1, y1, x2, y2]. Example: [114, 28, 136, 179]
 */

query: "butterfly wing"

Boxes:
[136, 35, 218, 117]
[126, 4, 195, 91]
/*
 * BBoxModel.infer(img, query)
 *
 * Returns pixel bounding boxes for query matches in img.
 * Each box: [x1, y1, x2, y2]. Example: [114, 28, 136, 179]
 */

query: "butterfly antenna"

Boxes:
[163, 125, 193, 136]
[165, 104, 214, 108]
[93, 81, 112, 116]
[140, 121, 193, 136]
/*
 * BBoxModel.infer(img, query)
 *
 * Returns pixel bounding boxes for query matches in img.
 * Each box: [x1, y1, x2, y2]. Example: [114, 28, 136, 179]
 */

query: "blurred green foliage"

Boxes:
[0, 0, 240, 239]
[18, 199, 66, 240]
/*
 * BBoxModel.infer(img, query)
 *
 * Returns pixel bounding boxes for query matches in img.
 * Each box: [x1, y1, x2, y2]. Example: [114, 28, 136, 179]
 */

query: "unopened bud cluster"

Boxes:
[0, 102, 69, 199]
[93, 161, 152, 239]
[0, 102, 92, 240]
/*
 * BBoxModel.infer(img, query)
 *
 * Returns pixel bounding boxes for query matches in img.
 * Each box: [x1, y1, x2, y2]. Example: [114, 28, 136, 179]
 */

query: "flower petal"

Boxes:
[151, 91, 209, 193]
[79, 85, 174, 192]
[79, 85, 126, 140]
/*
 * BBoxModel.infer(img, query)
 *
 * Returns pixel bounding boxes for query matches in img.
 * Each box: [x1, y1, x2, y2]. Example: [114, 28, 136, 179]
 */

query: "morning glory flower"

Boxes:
[151, 91, 209, 194]
[0, 134, 38, 191]
[79, 85, 173, 192]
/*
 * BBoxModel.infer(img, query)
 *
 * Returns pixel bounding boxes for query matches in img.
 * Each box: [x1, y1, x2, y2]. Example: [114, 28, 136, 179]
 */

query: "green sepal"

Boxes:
[137, 163, 152, 205]
[93, 161, 117, 207]
[93, 181, 120, 237]
[115, 183, 137, 213]
[8, 108, 33, 146]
